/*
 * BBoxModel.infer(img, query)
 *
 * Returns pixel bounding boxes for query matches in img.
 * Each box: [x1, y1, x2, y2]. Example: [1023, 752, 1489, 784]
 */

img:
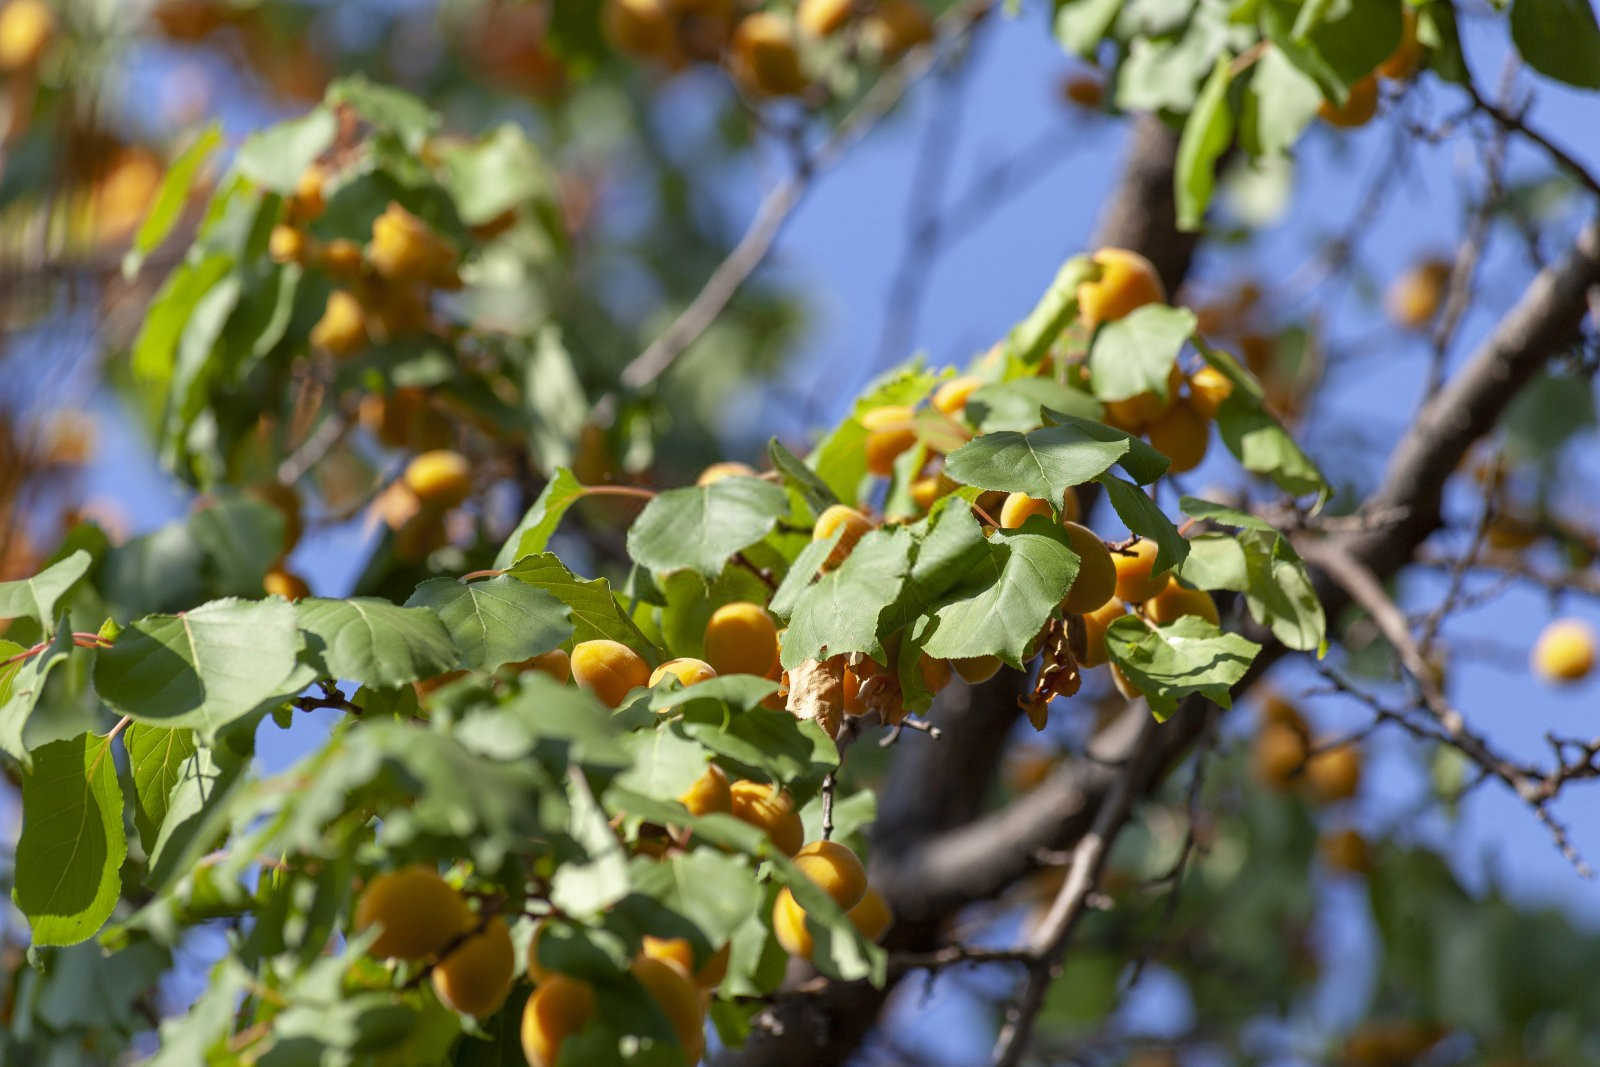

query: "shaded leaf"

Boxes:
[493, 467, 585, 568]
[626, 477, 789, 580]
[295, 597, 458, 688]
[405, 575, 571, 671]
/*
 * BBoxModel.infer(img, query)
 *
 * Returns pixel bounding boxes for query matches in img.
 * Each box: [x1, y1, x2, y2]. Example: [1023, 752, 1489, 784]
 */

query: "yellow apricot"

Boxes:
[730, 11, 808, 97]
[860, 0, 933, 58]
[1102, 364, 1185, 434]
[918, 654, 951, 696]
[797, 0, 853, 37]
[1307, 742, 1363, 803]
[650, 657, 718, 689]
[631, 956, 706, 1062]
[287, 164, 326, 224]
[814, 504, 873, 570]
[369, 201, 458, 286]
[952, 655, 1002, 684]
[268, 224, 311, 265]
[604, 0, 676, 60]
[1319, 828, 1372, 875]
[1000, 492, 1052, 529]
[0, 0, 56, 71]
[1186, 365, 1233, 419]
[1532, 618, 1597, 684]
[353, 865, 472, 960]
[771, 887, 813, 958]
[861, 405, 919, 477]
[847, 887, 892, 943]
[520, 974, 595, 1067]
[511, 648, 571, 684]
[1079, 598, 1127, 668]
[1318, 75, 1379, 128]
[571, 639, 651, 708]
[1377, 9, 1423, 81]
[909, 471, 957, 511]
[932, 375, 983, 415]
[316, 237, 364, 279]
[1061, 522, 1117, 615]
[1144, 576, 1219, 626]
[1112, 540, 1168, 604]
[793, 839, 868, 910]
[703, 601, 779, 677]
[1078, 247, 1165, 332]
[696, 460, 756, 485]
[432, 915, 514, 1017]
[1386, 258, 1451, 331]
[403, 449, 472, 509]
[678, 763, 732, 816]
[1146, 400, 1209, 473]
[262, 568, 311, 601]
[309, 289, 368, 358]
[728, 780, 804, 855]
[1254, 720, 1308, 791]
[641, 935, 695, 978]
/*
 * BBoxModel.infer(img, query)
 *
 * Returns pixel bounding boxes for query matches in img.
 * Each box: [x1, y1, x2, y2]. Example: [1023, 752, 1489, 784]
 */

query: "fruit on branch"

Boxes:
[309, 290, 369, 358]
[1339, 1020, 1446, 1066]
[0, 0, 55, 71]
[358, 387, 452, 451]
[353, 866, 473, 960]
[369, 201, 459, 287]
[268, 224, 311, 265]
[640, 935, 696, 979]
[1531, 618, 1596, 684]
[1079, 598, 1128, 668]
[728, 780, 804, 855]
[931, 375, 983, 415]
[1186, 365, 1233, 418]
[771, 887, 813, 958]
[630, 956, 707, 1062]
[1000, 488, 1081, 527]
[859, 0, 933, 59]
[287, 164, 326, 224]
[1317, 75, 1379, 128]
[650, 657, 718, 689]
[793, 839, 868, 909]
[1254, 720, 1309, 791]
[250, 481, 303, 556]
[520, 974, 595, 1067]
[861, 405, 918, 477]
[603, 0, 677, 61]
[1377, 9, 1424, 81]
[952, 654, 1002, 684]
[797, 0, 853, 37]
[403, 449, 472, 509]
[918, 653, 952, 696]
[909, 471, 957, 510]
[678, 762, 732, 816]
[813, 504, 873, 569]
[571, 639, 651, 708]
[1112, 539, 1169, 604]
[703, 601, 779, 677]
[1143, 575, 1219, 626]
[1146, 399, 1210, 473]
[1386, 258, 1452, 330]
[317, 238, 365, 279]
[847, 886, 893, 942]
[1060, 522, 1117, 614]
[1101, 364, 1184, 435]
[1319, 828, 1372, 875]
[730, 11, 808, 96]
[511, 648, 571, 684]
[1078, 247, 1166, 331]
[696, 460, 756, 485]
[262, 568, 310, 601]
[432, 915, 515, 1017]
[1307, 741, 1363, 803]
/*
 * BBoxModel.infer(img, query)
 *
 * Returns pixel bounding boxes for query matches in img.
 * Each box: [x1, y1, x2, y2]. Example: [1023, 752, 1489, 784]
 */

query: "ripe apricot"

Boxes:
[1317, 75, 1379, 128]
[1101, 364, 1184, 434]
[0, 0, 56, 71]
[1307, 742, 1362, 803]
[909, 472, 955, 511]
[842, 667, 868, 716]
[1386, 258, 1451, 331]
[861, 405, 918, 477]
[1531, 618, 1596, 684]
[262, 568, 310, 601]
[287, 164, 326, 224]
[1146, 400, 1210, 473]
[1254, 721, 1307, 790]
[847, 887, 892, 942]
[403, 449, 472, 509]
[771, 887, 813, 958]
[1112, 540, 1168, 604]
[1186, 365, 1233, 419]
[1109, 662, 1139, 701]
[309, 289, 368, 358]
[814, 504, 873, 570]
[603, 0, 676, 60]
[1078, 247, 1165, 332]
[918, 654, 951, 696]
[641, 935, 695, 978]
[704, 601, 779, 677]
[353, 865, 472, 960]
[696, 460, 756, 485]
[520, 974, 595, 1067]
[1319, 828, 1372, 875]
[432, 915, 515, 1017]
[797, 0, 853, 37]
[511, 648, 571, 684]
[793, 839, 868, 910]
[728, 780, 804, 855]
[860, 0, 933, 58]
[631, 956, 706, 1062]
[731, 11, 808, 96]
[268, 224, 310, 265]
[317, 237, 365, 279]
[1144, 576, 1219, 626]
[369, 201, 458, 286]
[1377, 9, 1423, 81]
[1079, 598, 1127, 668]
[650, 657, 717, 689]
[1061, 522, 1117, 615]
[931, 375, 983, 415]
[952, 655, 1002, 684]
[571, 639, 651, 708]
[999, 492, 1051, 529]
[679, 762, 731, 816]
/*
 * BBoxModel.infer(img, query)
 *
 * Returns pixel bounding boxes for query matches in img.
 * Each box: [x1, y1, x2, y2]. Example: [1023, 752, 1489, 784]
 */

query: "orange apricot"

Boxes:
[309, 289, 368, 358]
[793, 839, 868, 910]
[1318, 75, 1379, 128]
[931, 375, 983, 415]
[353, 866, 472, 961]
[262, 568, 311, 601]
[813, 504, 873, 570]
[520, 974, 595, 1067]
[1144, 576, 1219, 626]
[432, 915, 515, 1017]
[1186, 365, 1233, 419]
[704, 601, 780, 677]
[1112, 539, 1168, 604]
[678, 763, 732, 816]
[728, 780, 804, 855]
[730, 11, 808, 96]
[696, 460, 756, 485]
[1079, 598, 1127, 668]
[1146, 400, 1210, 473]
[570, 639, 651, 707]
[1079, 247, 1165, 331]
[403, 449, 472, 509]
[650, 657, 718, 689]
[847, 887, 892, 942]
[1061, 522, 1117, 615]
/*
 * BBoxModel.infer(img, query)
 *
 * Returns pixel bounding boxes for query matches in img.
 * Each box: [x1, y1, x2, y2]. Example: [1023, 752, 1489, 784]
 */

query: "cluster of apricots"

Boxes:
[1315, 10, 1425, 129]
[604, 0, 933, 97]
[1252, 695, 1364, 804]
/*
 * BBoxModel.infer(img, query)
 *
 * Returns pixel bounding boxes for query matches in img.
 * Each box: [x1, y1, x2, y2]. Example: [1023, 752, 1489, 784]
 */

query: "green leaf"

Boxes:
[625, 848, 764, 949]
[1196, 340, 1328, 500]
[125, 724, 199, 855]
[436, 123, 553, 225]
[965, 378, 1102, 433]
[455, 673, 629, 772]
[234, 107, 337, 194]
[148, 960, 251, 1065]
[768, 853, 886, 984]
[944, 423, 1128, 504]
[809, 360, 941, 503]
[1176, 56, 1235, 232]
[1096, 474, 1189, 574]
[130, 252, 233, 386]
[1261, 0, 1401, 96]
[295, 597, 458, 688]
[1088, 305, 1197, 401]
[128, 123, 223, 271]
[13, 732, 127, 945]
[643, 674, 780, 715]
[1055, 0, 1124, 55]
[1045, 410, 1172, 485]
[0, 622, 74, 767]
[1103, 614, 1260, 719]
[1179, 495, 1278, 531]
[1176, 532, 1251, 590]
[1178, 530, 1324, 653]
[1501, 372, 1597, 460]
[186, 495, 286, 597]
[33, 940, 171, 1033]
[0, 550, 91, 628]
[505, 553, 661, 656]
[922, 519, 1081, 667]
[1241, 46, 1323, 157]
[617, 724, 713, 799]
[769, 537, 837, 620]
[404, 575, 572, 671]
[1510, 0, 1600, 88]
[1004, 255, 1096, 365]
[494, 467, 586, 568]
[680, 707, 837, 792]
[95, 598, 303, 738]
[146, 738, 248, 887]
[769, 437, 840, 515]
[884, 497, 992, 631]
[781, 527, 914, 669]
[626, 478, 789, 580]
[552, 769, 632, 916]
[326, 75, 440, 147]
